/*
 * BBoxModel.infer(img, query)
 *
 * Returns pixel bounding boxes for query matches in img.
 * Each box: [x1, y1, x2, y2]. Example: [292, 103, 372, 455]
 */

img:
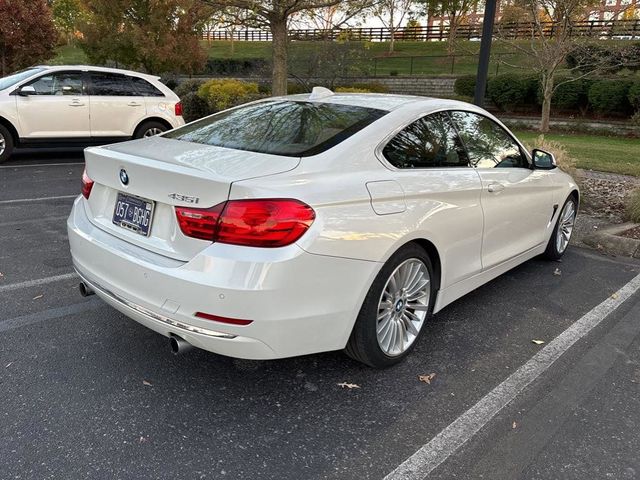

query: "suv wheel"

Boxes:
[134, 121, 168, 139]
[0, 124, 14, 164]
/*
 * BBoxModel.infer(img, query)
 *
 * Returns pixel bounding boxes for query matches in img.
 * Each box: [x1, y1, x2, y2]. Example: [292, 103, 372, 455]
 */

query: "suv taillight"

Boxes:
[175, 102, 183, 117]
[81, 169, 94, 199]
[175, 199, 315, 248]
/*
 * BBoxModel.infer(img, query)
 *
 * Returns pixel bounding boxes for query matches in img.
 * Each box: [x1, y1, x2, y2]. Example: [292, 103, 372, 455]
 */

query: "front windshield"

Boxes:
[164, 100, 388, 157]
[0, 67, 46, 91]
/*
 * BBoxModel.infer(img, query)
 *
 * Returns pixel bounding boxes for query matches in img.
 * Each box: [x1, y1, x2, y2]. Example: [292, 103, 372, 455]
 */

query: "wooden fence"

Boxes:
[203, 19, 640, 42]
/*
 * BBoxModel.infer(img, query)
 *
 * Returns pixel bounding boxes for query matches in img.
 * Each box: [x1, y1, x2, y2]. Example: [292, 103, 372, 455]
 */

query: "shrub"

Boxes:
[203, 58, 268, 76]
[350, 82, 389, 93]
[287, 82, 310, 94]
[524, 135, 578, 180]
[389, 70, 399, 76]
[454, 74, 476, 97]
[487, 74, 539, 112]
[546, 78, 592, 113]
[588, 79, 632, 115]
[626, 188, 640, 223]
[160, 73, 179, 90]
[197, 79, 260, 112]
[174, 79, 205, 98]
[628, 80, 640, 111]
[335, 87, 371, 93]
[180, 91, 211, 122]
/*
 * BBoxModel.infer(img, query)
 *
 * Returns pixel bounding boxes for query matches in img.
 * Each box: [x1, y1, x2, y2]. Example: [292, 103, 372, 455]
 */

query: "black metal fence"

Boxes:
[203, 19, 640, 42]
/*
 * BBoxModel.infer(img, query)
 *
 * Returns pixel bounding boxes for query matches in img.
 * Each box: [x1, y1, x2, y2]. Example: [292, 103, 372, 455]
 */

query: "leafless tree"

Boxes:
[373, 0, 417, 53]
[495, 0, 621, 132]
[200, 1, 376, 95]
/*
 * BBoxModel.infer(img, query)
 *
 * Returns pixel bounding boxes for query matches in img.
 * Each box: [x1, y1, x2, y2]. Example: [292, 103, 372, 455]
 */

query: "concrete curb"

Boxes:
[582, 223, 640, 258]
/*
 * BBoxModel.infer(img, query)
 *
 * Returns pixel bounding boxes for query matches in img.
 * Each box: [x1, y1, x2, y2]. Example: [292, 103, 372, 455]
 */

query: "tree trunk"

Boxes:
[270, 18, 288, 96]
[389, 29, 395, 53]
[540, 73, 554, 133]
[447, 16, 457, 53]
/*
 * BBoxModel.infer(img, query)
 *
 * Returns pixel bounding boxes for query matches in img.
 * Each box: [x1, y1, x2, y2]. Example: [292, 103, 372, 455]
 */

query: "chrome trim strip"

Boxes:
[76, 269, 237, 340]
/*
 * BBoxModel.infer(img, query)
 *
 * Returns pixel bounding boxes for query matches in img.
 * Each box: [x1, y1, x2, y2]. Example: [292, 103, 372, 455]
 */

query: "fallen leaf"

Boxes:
[418, 373, 437, 384]
[553, 268, 562, 276]
[5, 362, 12, 368]
[532, 339, 545, 345]
[139, 436, 148, 443]
[337, 382, 360, 389]
[32, 294, 43, 300]
[512, 421, 517, 429]
[611, 293, 619, 299]
[142, 380, 152, 386]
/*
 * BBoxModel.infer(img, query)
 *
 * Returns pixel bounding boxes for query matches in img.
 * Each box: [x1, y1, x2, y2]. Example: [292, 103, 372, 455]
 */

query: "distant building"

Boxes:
[426, 0, 639, 28]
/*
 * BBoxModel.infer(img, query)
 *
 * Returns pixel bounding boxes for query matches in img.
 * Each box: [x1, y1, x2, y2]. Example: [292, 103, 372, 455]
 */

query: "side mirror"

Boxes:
[18, 85, 36, 96]
[532, 149, 556, 170]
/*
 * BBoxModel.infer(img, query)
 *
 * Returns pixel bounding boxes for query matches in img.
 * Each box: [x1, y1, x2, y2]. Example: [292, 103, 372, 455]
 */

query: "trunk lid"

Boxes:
[84, 136, 299, 261]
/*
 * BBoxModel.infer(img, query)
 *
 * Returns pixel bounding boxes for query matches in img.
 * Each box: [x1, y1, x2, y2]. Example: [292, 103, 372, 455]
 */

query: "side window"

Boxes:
[26, 72, 83, 96]
[130, 77, 164, 97]
[90, 72, 137, 96]
[382, 112, 469, 169]
[449, 111, 527, 169]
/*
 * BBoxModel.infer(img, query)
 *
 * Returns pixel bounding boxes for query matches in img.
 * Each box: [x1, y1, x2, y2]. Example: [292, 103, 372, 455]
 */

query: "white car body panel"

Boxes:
[16, 93, 90, 137]
[67, 93, 579, 361]
[0, 65, 184, 142]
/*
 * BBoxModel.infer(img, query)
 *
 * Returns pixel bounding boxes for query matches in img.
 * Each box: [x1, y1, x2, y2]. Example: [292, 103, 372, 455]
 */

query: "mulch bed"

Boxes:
[619, 225, 640, 240]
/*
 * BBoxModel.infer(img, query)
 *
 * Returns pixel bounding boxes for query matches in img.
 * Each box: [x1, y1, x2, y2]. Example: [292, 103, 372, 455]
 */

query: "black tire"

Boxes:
[345, 243, 437, 368]
[543, 195, 578, 261]
[0, 124, 14, 164]
[133, 120, 168, 139]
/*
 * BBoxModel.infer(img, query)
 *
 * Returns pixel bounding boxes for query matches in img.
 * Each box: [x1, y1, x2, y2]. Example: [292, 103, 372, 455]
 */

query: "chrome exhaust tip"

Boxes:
[169, 335, 193, 355]
[79, 282, 95, 297]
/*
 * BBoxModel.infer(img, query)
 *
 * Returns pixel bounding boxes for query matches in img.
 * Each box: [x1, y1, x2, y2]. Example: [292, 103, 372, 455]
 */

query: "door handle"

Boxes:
[487, 183, 505, 193]
[69, 101, 85, 107]
[127, 102, 142, 107]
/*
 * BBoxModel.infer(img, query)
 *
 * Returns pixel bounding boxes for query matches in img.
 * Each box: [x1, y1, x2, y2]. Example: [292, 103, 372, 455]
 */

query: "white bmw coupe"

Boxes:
[68, 88, 579, 368]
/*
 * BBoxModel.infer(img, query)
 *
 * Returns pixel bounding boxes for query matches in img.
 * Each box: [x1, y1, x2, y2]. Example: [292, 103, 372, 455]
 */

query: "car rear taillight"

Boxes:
[174, 102, 183, 117]
[81, 169, 94, 199]
[175, 199, 315, 248]
[175, 203, 224, 241]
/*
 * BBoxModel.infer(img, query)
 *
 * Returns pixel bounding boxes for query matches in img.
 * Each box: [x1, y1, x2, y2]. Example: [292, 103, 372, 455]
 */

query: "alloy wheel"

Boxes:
[0, 132, 5, 156]
[376, 258, 430, 357]
[143, 127, 164, 137]
[556, 200, 576, 254]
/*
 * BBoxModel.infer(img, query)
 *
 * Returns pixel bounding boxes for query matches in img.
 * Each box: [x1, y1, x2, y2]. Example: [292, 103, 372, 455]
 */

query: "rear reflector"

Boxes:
[81, 169, 94, 199]
[175, 199, 315, 248]
[195, 311, 253, 326]
[175, 102, 183, 117]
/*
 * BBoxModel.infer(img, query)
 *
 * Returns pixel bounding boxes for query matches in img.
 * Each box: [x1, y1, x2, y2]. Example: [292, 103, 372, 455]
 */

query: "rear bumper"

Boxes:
[68, 196, 379, 360]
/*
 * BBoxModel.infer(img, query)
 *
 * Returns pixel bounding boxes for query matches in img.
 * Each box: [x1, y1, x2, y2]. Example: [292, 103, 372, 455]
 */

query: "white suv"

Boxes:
[0, 65, 185, 163]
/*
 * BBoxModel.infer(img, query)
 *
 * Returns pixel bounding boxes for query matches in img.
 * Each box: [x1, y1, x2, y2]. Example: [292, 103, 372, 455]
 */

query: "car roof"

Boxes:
[33, 65, 160, 81]
[285, 92, 485, 114]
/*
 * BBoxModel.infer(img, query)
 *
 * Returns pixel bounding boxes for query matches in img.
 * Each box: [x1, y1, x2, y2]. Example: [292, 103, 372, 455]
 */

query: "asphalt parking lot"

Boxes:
[2, 151, 640, 480]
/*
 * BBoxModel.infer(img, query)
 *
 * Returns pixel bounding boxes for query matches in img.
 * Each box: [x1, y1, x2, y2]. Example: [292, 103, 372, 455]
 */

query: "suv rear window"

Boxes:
[164, 100, 387, 157]
[130, 76, 164, 97]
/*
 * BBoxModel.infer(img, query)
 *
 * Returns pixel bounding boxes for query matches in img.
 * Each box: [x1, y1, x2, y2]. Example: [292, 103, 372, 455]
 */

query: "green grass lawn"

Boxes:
[54, 39, 629, 77]
[516, 131, 640, 177]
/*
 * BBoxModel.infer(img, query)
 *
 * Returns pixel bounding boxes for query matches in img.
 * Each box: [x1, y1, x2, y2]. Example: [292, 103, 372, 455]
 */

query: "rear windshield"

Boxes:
[164, 100, 388, 157]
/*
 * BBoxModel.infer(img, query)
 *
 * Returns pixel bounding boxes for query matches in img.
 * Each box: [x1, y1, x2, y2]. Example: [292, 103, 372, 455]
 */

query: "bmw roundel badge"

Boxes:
[119, 169, 129, 186]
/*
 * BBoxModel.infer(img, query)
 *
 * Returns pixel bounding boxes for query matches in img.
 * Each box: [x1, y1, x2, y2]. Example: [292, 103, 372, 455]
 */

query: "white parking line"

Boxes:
[384, 271, 640, 480]
[0, 162, 83, 169]
[0, 273, 77, 293]
[0, 194, 77, 205]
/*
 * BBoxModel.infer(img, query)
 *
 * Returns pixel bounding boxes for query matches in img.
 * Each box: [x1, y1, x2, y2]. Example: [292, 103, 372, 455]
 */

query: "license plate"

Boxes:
[112, 192, 154, 237]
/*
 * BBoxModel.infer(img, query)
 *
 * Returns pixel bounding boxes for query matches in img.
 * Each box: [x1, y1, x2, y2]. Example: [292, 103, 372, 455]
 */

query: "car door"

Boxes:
[88, 72, 147, 138]
[16, 70, 89, 139]
[379, 111, 484, 288]
[449, 111, 556, 269]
